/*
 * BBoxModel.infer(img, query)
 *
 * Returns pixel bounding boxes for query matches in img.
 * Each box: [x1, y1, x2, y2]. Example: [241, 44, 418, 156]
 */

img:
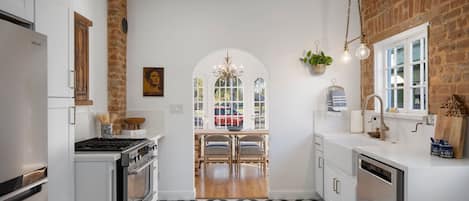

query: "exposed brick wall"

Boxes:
[361, 0, 469, 113]
[108, 0, 127, 134]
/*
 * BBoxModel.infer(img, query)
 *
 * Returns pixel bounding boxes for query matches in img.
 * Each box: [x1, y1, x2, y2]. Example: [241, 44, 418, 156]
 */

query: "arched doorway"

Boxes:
[192, 49, 270, 199]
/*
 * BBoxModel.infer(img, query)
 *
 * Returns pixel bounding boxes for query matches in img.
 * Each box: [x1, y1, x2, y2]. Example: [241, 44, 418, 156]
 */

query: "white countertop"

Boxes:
[355, 143, 469, 171]
[74, 133, 164, 162]
[315, 131, 469, 171]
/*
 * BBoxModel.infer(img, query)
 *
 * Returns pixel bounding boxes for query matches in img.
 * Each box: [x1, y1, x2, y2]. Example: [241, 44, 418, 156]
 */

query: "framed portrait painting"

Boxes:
[143, 67, 164, 96]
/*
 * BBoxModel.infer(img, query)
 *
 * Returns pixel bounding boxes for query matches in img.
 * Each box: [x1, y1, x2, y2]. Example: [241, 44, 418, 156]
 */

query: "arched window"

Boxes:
[214, 77, 244, 129]
[254, 78, 266, 129]
[193, 78, 204, 129]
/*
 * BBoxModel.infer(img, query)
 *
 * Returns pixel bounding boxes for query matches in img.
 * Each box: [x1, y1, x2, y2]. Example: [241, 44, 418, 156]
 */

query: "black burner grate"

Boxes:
[75, 138, 146, 152]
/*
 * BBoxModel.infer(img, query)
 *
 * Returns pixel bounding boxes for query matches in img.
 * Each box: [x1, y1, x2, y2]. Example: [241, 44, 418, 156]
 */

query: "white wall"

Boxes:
[74, 0, 108, 141]
[127, 0, 362, 199]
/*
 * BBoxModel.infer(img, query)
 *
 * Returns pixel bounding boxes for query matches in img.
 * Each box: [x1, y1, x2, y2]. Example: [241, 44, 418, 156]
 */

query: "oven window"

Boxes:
[128, 166, 151, 200]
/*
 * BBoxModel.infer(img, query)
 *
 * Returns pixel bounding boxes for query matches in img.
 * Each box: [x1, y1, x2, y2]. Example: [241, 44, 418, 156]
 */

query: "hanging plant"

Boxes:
[302, 51, 333, 65]
[300, 50, 333, 74]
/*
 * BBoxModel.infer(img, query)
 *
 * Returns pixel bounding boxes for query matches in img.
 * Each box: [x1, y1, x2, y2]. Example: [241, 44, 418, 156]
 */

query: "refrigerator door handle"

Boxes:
[0, 178, 48, 201]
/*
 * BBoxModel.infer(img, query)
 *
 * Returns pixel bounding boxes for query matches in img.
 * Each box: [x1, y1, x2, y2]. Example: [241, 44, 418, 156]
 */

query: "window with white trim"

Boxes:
[375, 23, 428, 114]
[254, 78, 266, 129]
[193, 78, 204, 129]
[214, 77, 244, 128]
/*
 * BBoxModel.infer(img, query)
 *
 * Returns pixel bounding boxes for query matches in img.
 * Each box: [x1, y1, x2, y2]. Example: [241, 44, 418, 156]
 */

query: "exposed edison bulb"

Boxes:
[355, 43, 371, 60]
[342, 49, 352, 63]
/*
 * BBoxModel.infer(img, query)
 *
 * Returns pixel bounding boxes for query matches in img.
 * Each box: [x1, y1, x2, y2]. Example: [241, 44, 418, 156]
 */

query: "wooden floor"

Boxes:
[195, 163, 268, 199]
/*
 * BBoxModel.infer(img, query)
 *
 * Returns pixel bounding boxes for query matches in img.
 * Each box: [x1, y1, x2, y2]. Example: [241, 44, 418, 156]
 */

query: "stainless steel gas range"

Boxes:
[75, 138, 157, 201]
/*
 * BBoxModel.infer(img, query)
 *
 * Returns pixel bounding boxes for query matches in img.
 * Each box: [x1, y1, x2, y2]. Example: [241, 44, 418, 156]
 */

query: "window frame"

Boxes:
[193, 77, 204, 129]
[373, 23, 429, 116]
[253, 78, 266, 129]
[213, 77, 244, 129]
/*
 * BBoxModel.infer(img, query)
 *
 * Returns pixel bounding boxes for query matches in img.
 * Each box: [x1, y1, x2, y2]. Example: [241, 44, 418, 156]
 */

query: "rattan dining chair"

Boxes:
[203, 135, 233, 171]
[236, 135, 267, 174]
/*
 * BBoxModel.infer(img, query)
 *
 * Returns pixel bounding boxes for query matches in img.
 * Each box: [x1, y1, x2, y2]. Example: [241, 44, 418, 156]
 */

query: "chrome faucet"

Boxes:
[362, 94, 389, 140]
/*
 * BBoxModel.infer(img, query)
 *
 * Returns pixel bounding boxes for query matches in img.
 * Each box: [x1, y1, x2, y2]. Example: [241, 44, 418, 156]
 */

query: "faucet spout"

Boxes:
[362, 94, 389, 140]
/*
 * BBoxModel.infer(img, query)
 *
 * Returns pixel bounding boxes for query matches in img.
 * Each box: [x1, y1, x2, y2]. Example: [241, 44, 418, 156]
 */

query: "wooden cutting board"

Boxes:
[434, 115, 468, 159]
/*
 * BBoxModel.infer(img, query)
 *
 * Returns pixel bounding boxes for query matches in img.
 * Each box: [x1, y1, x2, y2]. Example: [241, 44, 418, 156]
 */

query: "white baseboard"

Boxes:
[268, 190, 317, 200]
[158, 190, 195, 200]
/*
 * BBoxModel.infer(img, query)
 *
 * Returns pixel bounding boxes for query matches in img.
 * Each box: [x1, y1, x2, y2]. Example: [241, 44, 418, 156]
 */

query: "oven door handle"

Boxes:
[129, 156, 157, 175]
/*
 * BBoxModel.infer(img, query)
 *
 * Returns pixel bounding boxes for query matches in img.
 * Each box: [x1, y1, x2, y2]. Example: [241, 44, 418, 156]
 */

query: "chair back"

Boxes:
[239, 135, 264, 142]
[205, 135, 231, 142]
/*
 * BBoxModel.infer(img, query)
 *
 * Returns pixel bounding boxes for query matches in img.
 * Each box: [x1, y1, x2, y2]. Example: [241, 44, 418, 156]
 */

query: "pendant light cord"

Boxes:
[344, 0, 365, 48]
[358, 0, 364, 42]
[344, 0, 351, 50]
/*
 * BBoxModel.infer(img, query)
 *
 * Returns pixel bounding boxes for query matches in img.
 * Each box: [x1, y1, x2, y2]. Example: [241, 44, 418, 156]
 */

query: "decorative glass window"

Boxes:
[214, 77, 244, 129]
[193, 78, 204, 129]
[254, 78, 266, 129]
[375, 23, 428, 114]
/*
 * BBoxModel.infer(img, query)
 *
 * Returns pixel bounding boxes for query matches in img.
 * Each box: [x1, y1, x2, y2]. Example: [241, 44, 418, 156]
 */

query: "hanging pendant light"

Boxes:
[343, 0, 370, 62]
[355, 43, 370, 59]
[212, 49, 244, 80]
[342, 48, 352, 63]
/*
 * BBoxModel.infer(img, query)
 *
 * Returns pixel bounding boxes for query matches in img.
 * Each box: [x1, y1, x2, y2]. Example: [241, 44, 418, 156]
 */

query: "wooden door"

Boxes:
[74, 12, 93, 105]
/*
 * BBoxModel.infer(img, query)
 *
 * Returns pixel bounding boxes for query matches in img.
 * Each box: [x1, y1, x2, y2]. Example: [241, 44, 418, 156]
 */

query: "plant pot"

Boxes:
[312, 64, 326, 74]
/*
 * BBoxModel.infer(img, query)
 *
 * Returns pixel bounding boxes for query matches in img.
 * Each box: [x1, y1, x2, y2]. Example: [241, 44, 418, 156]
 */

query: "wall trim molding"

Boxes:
[158, 190, 196, 200]
[268, 190, 317, 200]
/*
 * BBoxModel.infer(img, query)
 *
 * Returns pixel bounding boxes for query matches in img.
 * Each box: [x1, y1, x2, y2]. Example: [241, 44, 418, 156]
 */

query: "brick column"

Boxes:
[108, 0, 127, 134]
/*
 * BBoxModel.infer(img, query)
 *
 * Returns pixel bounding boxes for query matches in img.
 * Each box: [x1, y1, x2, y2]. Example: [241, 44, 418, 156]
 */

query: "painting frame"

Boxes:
[143, 67, 164, 97]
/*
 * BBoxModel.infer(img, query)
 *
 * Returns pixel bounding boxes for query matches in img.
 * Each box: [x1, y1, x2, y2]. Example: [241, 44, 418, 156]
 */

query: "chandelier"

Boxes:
[213, 49, 244, 80]
[342, 0, 370, 62]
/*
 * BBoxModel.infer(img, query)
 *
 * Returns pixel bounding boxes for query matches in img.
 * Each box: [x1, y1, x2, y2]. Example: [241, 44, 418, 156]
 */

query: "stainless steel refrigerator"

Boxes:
[0, 18, 48, 201]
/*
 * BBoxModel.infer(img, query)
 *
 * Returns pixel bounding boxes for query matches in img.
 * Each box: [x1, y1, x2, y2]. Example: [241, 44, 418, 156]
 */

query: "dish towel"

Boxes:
[327, 86, 347, 112]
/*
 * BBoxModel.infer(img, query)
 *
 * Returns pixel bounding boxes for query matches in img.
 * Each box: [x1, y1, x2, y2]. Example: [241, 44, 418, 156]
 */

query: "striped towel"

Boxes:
[327, 86, 347, 112]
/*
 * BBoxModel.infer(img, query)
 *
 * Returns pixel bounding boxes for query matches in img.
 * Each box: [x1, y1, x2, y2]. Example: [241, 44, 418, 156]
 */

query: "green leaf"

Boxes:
[307, 50, 312, 57]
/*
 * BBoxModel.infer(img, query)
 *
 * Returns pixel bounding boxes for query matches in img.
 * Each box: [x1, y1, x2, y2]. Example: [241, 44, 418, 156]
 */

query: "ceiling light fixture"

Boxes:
[213, 49, 244, 80]
[342, 0, 370, 62]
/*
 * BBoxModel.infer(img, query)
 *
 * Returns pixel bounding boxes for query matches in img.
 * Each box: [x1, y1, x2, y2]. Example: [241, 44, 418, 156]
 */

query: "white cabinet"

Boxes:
[150, 136, 162, 201]
[36, 0, 75, 98]
[324, 162, 356, 201]
[314, 135, 325, 199]
[48, 98, 75, 201]
[75, 160, 116, 201]
[152, 158, 159, 201]
[0, 0, 34, 22]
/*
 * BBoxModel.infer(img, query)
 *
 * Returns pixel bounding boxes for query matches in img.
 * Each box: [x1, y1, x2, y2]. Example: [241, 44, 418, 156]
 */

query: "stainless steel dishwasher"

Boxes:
[357, 155, 404, 201]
